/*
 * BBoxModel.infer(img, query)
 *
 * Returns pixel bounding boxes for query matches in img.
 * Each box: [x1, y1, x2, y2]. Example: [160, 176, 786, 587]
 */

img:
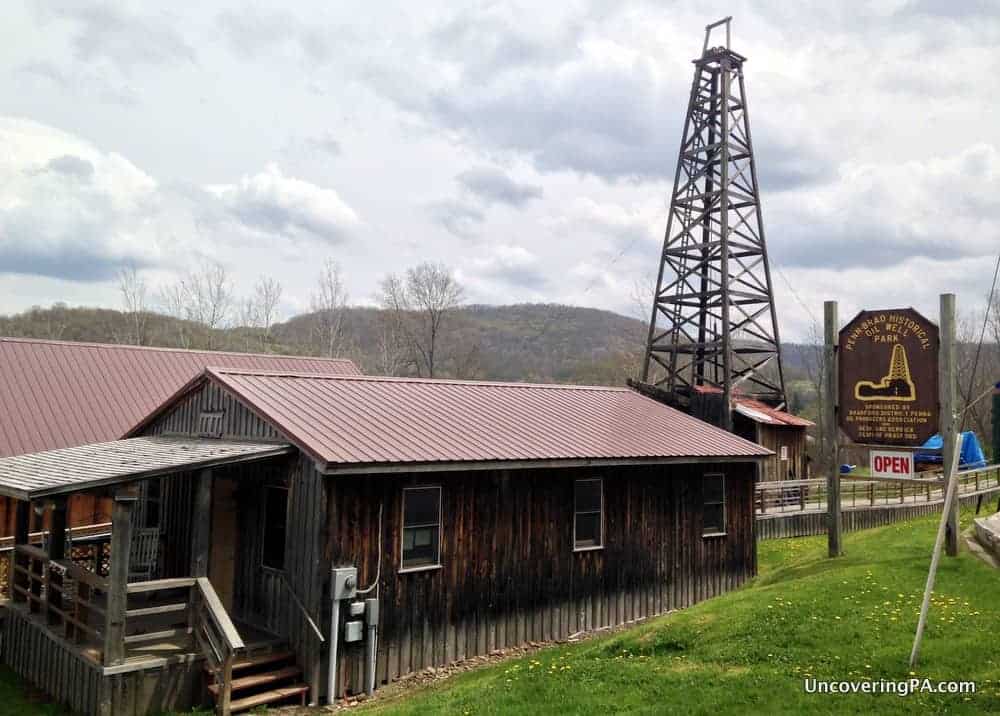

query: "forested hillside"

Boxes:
[0, 301, 819, 407]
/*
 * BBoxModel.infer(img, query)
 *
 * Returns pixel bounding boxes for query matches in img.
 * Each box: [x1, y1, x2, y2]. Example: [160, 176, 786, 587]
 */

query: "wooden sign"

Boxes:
[838, 308, 939, 446]
[870, 449, 914, 479]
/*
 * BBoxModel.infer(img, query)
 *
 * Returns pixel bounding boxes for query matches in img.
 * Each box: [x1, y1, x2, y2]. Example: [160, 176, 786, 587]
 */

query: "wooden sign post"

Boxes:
[824, 301, 842, 557]
[939, 294, 959, 556]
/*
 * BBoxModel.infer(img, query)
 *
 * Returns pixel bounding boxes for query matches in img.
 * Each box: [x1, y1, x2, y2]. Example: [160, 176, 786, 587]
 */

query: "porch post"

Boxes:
[10, 499, 29, 603]
[191, 469, 212, 578]
[105, 485, 137, 666]
[47, 497, 68, 626]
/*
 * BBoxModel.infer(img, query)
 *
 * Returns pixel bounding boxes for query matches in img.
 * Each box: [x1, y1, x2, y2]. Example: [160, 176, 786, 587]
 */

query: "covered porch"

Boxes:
[0, 436, 298, 716]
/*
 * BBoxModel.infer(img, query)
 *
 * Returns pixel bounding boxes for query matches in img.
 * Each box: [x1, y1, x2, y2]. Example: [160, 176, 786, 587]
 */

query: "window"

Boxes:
[779, 445, 789, 461]
[401, 487, 441, 570]
[703, 473, 726, 537]
[262, 486, 289, 570]
[198, 410, 225, 438]
[574, 478, 603, 550]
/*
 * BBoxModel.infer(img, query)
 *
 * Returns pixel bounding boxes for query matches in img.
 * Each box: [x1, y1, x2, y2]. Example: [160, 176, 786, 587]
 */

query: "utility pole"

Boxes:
[940, 294, 959, 557]
[824, 301, 842, 557]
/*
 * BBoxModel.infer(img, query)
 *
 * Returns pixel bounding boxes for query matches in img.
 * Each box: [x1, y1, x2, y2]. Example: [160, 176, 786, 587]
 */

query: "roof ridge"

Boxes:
[208, 367, 632, 392]
[0, 336, 356, 364]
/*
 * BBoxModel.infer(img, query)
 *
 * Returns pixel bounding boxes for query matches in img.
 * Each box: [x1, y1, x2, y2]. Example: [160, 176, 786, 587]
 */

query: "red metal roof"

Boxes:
[690, 384, 813, 427]
[185, 369, 771, 469]
[733, 398, 814, 428]
[0, 338, 360, 457]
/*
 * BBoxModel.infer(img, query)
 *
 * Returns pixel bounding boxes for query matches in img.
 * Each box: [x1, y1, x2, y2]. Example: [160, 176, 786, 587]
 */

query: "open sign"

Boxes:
[870, 450, 914, 479]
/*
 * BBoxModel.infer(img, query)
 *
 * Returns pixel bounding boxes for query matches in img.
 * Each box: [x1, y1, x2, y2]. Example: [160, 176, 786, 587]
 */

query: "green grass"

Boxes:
[364, 507, 1000, 715]
[0, 669, 66, 716]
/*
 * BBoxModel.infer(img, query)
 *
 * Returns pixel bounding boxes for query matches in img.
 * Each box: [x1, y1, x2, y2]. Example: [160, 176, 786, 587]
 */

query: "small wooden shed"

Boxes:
[731, 398, 814, 482]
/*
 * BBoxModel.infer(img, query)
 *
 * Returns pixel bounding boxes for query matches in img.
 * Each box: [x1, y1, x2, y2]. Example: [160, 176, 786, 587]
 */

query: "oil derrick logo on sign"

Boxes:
[855, 344, 916, 401]
[838, 309, 939, 446]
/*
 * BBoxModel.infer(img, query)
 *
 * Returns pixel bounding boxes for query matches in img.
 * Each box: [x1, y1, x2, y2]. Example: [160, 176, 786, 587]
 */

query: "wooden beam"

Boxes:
[10, 500, 29, 603]
[940, 294, 959, 557]
[104, 484, 137, 666]
[191, 468, 212, 578]
[48, 496, 68, 628]
[824, 300, 843, 558]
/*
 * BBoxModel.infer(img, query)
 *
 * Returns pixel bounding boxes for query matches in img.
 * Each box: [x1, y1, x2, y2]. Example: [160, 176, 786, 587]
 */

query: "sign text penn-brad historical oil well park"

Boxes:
[823, 296, 965, 667]
[822, 299, 953, 560]
[838, 308, 939, 447]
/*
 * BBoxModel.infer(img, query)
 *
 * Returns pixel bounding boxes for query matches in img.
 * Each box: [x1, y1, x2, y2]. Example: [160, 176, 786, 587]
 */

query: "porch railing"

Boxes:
[123, 577, 244, 715]
[191, 578, 245, 716]
[10, 544, 109, 646]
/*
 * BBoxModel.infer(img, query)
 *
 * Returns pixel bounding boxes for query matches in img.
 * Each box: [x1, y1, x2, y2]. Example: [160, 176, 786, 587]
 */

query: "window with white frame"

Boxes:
[780, 445, 789, 461]
[401, 486, 441, 570]
[703, 473, 726, 536]
[574, 478, 603, 550]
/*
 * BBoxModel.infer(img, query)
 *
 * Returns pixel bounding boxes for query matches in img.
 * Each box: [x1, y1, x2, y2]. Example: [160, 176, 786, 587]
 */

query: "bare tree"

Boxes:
[254, 276, 283, 351]
[157, 282, 192, 349]
[117, 263, 148, 346]
[238, 296, 259, 352]
[373, 308, 411, 376]
[311, 259, 349, 358]
[159, 260, 234, 349]
[380, 262, 465, 378]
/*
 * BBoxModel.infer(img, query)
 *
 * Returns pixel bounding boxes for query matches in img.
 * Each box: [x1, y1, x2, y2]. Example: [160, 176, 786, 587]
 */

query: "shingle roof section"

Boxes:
[0, 338, 361, 457]
[204, 369, 771, 468]
[0, 436, 293, 501]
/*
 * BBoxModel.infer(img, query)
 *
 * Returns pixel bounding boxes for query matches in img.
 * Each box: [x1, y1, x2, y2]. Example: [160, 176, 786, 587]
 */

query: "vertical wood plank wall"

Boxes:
[739, 419, 808, 482]
[328, 462, 756, 695]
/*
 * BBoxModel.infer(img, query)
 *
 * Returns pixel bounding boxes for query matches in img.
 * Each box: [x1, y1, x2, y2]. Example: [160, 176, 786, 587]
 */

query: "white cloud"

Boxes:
[206, 163, 361, 244]
[769, 144, 1000, 269]
[0, 117, 163, 280]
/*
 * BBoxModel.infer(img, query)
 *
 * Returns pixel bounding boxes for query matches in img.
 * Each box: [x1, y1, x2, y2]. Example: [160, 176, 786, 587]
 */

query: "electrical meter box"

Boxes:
[344, 620, 364, 643]
[332, 567, 357, 601]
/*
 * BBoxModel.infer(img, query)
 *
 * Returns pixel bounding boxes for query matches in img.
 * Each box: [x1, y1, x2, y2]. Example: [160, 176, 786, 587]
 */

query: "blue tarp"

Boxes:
[914, 431, 988, 469]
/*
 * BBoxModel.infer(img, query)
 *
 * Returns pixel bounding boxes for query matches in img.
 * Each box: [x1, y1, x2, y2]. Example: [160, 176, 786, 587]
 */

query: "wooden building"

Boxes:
[731, 398, 813, 482]
[683, 384, 813, 483]
[0, 368, 770, 714]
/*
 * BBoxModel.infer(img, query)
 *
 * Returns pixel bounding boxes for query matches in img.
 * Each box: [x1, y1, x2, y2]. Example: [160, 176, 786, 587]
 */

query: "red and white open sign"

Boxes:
[870, 450, 914, 479]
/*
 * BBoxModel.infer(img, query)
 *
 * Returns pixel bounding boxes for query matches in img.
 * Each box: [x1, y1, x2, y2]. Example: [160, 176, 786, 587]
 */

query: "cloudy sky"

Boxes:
[1, 0, 998, 340]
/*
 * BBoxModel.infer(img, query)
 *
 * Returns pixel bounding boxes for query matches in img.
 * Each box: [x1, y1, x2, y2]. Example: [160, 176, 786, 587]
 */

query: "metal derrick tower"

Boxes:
[641, 18, 786, 429]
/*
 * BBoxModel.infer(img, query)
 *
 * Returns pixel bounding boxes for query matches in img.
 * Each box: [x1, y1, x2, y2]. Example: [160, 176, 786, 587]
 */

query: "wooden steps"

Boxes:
[228, 685, 310, 713]
[207, 665, 302, 696]
[205, 646, 309, 714]
[205, 648, 296, 675]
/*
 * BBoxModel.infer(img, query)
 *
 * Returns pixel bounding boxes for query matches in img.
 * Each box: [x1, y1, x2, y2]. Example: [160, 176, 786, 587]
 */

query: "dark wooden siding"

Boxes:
[738, 418, 808, 482]
[327, 462, 756, 695]
[143, 380, 328, 700]
[145, 380, 284, 441]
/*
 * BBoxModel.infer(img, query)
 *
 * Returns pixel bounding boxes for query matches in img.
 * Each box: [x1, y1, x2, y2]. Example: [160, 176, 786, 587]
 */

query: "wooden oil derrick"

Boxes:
[640, 18, 785, 429]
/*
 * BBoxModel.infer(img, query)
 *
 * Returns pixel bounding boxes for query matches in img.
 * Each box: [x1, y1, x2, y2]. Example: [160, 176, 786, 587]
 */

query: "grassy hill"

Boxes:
[363, 507, 1000, 715]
